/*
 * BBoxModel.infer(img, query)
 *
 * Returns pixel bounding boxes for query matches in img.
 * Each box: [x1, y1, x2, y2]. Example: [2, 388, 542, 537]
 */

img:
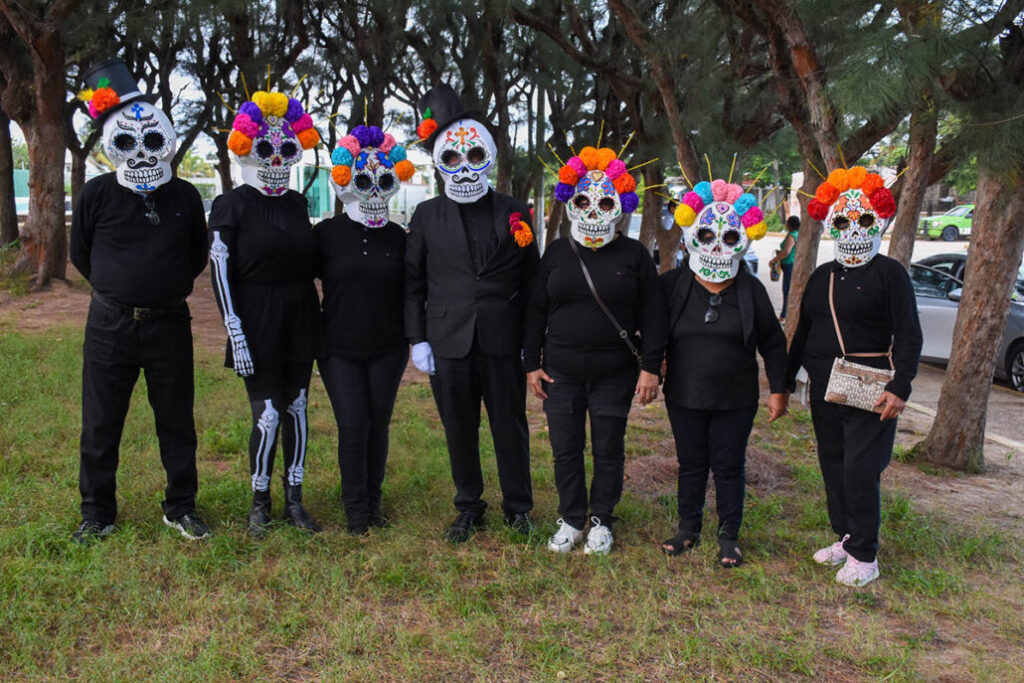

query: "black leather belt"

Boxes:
[92, 292, 186, 321]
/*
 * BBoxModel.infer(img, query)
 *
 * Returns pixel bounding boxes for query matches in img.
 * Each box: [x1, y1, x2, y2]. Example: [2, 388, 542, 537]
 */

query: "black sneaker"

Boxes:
[71, 519, 114, 545]
[445, 510, 483, 543]
[368, 511, 390, 529]
[163, 512, 212, 540]
[504, 512, 535, 535]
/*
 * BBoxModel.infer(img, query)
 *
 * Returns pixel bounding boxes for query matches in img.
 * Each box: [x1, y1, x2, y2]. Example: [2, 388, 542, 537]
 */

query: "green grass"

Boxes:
[1, 326, 1022, 680]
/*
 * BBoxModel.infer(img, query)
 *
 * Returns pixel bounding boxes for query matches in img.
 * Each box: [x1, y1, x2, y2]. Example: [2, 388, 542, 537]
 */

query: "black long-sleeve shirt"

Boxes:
[70, 173, 207, 306]
[458, 191, 497, 271]
[315, 214, 406, 359]
[786, 255, 923, 401]
[523, 235, 667, 379]
[661, 265, 788, 411]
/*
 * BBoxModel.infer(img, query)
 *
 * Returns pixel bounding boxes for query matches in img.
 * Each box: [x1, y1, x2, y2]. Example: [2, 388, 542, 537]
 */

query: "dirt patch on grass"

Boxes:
[624, 445, 791, 500]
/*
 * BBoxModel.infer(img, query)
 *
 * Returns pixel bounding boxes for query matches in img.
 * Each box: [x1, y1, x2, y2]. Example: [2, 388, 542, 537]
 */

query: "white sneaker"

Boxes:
[547, 518, 584, 553]
[583, 517, 613, 555]
[835, 556, 880, 587]
[813, 534, 850, 566]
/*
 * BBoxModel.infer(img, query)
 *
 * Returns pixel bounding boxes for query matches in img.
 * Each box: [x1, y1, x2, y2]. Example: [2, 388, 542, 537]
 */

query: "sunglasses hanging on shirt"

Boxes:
[143, 195, 160, 226]
[704, 292, 722, 324]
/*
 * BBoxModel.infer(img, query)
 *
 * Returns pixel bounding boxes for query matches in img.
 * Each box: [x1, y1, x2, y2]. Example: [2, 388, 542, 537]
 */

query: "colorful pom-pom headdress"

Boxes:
[673, 178, 768, 241]
[226, 91, 321, 158]
[77, 57, 158, 124]
[806, 167, 896, 223]
[330, 124, 415, 188]
[553, 146, 641, 215]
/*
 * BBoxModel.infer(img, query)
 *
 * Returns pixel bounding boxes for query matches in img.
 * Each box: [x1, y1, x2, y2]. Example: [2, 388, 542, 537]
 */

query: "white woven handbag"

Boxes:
[823, 271, 894, 413]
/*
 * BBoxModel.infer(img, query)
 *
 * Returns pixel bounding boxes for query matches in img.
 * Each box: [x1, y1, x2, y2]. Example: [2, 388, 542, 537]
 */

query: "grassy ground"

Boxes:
[1, 325, 1022, 681]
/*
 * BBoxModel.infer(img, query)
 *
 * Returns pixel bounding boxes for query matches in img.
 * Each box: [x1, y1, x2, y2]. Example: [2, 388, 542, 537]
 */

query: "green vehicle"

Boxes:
[920, 204, 974, 242]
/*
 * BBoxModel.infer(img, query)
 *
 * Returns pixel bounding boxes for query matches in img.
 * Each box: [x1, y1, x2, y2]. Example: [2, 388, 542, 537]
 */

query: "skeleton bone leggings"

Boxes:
[243, 363, 313, 491]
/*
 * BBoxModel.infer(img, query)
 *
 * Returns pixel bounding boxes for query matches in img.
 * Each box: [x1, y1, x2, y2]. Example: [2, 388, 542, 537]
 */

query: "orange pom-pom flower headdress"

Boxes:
[807, 166, 896, 268]
[227, 90, 320, 196]
[330, 123, 415, 228]
[553, 144, 640, 249]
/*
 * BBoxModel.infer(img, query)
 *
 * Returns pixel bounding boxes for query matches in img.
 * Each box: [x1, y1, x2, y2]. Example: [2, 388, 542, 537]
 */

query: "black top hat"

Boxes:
[82, 57, 158, 124]
[417, 83, 488, 151]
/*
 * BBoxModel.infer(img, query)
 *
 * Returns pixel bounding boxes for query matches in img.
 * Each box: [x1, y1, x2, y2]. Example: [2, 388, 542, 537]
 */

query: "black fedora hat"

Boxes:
[82, 57, 158, 125]
[416, 83, 489, 151]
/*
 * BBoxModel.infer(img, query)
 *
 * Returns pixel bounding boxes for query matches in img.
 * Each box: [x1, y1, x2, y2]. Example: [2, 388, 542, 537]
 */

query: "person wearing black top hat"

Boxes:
[315, 122, 416, 535]
[69, 58, 210, 543]
[209, 88, 325, 536]
[405, 83, 540, 542]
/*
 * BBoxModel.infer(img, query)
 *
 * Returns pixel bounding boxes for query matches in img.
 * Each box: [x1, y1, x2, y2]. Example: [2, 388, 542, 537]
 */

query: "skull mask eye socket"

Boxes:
[722, 229, 741, 247]
[142, 131, 165, 152]
[858, 213, 875, 228]
[833, 216, 850, 231]
[279, 141, 298, 158]
[465, 146, 487, 166]
[354, 174, 373, 192]
[113, 133, 136, 153]
[573, 194, 591, 211]
[440, 149, 462, 169]
[255, 140, 275, 159]
[697, 227, 716, 244]
[378, 173, 395, 191]
[597, 197, 616, 212]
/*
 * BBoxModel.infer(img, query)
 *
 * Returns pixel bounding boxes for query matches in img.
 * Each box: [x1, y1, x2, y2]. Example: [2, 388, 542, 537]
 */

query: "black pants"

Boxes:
[242, 360, 313, 492]
[319, 348, 408, 526]
[429, 348, 532, 516]
[79, 297, 198, 524]
[780, 262, 793, 319]
[665, 401, 757, 541]
[810, 400, 897, 562]
[543, 367, 637, 529]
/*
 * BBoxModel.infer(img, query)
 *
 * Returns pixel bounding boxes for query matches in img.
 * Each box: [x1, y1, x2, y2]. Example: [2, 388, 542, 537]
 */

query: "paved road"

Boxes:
[747, 234, 1024, 445]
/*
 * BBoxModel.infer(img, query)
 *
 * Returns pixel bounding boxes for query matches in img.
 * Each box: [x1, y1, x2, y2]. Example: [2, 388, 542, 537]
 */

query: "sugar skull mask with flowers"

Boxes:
[227, 91, 321, 196]
[429, 118, 496, 204]
[553, 146, 639, 249]
[330, 124, 415, 227]
[674, 179, 768, 282]
[808, 167, 896, 268]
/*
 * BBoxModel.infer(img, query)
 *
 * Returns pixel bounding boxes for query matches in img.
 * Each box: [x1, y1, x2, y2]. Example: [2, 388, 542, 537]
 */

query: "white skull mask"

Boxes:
[234, 115, 303, 196]
[685, 201, 750, 282]
[829, 189, 883, 267]
[333, 147, 401, 227]
[102, 101, 176, 193]
[432, 118, 495, 204]
[567, 170, 621, 249]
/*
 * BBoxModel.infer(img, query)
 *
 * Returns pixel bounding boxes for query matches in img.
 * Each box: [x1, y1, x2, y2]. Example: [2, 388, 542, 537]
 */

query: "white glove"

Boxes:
[411, 341, 435, 375]
[226, 314, 254, 377]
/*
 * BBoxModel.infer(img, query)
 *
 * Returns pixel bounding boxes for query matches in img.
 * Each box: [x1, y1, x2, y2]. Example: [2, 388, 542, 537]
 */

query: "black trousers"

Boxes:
[319, 348, 408, 526]
[543, 367, 637, 529]
[665, 401, 757, 541]
[79, 298, 198, 524]
[241, 360, 313, 492]
[810, 400, 897, 562]
[429, 348, 532, 516]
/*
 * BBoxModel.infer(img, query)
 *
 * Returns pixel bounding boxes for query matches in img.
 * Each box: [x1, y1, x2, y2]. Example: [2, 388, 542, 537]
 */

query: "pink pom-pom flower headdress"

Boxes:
[552, 145, 641, 214]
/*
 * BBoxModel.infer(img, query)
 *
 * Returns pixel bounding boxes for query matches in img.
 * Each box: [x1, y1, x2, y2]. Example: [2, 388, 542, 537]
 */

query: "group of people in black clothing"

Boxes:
[69, 64, 921, 588]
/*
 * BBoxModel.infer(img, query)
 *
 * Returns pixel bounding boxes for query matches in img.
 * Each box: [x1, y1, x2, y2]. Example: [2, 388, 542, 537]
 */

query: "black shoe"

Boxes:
[71, 519, 114, 545]
[163, 511, 211, 540]
[282, 483, 321, 532]
[368, 511, 390, 529]
[445, 510, 483, 543]
[346, 522, 369, 536]
[504, 512, 535, 535]
[248, 490, 273, 537]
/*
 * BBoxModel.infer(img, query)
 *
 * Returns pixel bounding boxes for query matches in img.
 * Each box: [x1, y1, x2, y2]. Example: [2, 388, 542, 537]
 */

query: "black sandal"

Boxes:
[660, 532, 699, 556]
[718, 538, 743, 568]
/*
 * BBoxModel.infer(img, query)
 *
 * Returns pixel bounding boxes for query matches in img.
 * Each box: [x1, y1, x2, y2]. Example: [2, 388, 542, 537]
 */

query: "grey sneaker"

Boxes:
[71, 519, 114, 545]
[163, 512, 212, 540]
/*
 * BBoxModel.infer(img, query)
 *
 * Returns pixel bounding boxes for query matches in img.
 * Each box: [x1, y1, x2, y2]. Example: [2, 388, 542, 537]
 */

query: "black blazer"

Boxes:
[404, 190, 540, 358]
[661, 262, 788, 394]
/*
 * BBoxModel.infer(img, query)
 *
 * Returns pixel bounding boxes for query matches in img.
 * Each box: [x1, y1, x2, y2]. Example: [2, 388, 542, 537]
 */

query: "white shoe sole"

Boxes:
[547, 540, 579, 553]
[814, 552, 848, 566]
[583, 545, 611, 556]
[162, 515, 211, 540]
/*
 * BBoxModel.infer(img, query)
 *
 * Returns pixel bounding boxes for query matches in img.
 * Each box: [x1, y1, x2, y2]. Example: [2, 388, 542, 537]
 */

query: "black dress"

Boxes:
[208, 185, 325, 370]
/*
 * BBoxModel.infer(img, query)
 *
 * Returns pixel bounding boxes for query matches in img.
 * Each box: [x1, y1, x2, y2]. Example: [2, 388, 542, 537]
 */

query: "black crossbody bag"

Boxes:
[567, 238, 642, 365]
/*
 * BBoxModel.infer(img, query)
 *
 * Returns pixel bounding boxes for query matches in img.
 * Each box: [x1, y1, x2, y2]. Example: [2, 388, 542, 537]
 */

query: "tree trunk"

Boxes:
[887, 97, 937, 268]
[0, 105, 16, 246]
[214, 137, 233, 193]
[545, 196, 565, 247]
[913, 168, 1024, 471]
[783, 145, 823, 340]
[70, 148, 87, 209]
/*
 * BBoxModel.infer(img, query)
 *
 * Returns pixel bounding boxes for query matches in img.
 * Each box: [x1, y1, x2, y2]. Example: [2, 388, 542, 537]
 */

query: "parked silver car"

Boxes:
[909, 253, 1024, 392]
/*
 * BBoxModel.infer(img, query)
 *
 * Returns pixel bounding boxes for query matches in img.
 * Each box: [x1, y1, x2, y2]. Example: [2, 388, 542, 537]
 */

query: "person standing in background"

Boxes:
[768, 215, 800, 322]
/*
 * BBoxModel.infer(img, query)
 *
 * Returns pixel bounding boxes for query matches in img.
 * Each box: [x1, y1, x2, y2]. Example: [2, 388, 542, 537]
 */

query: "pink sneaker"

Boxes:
[813, 534, 850, 565]
[835, 556, 880, 587]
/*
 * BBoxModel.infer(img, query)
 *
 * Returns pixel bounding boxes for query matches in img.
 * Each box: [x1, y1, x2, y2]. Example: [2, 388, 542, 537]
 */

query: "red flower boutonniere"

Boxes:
[508, 212, 533, 247]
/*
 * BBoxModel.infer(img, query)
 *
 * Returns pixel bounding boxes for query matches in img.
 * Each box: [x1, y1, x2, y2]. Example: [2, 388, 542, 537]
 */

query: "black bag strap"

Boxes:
[567, 238, 641, 361]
